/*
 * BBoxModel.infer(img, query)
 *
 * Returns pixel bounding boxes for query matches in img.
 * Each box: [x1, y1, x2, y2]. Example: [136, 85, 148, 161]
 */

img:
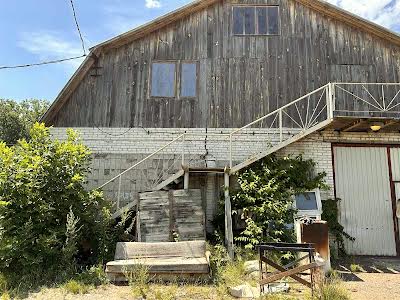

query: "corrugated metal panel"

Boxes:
[390, 148, 400, 243]
[334, 147, 396, 256]
[390, 148, 400, 181]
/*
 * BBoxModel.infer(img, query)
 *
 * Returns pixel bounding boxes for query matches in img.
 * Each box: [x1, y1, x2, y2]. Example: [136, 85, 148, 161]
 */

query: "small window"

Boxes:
[294, 189, 322, 218]
[150, 61, 198, 99]
[181, 63, 197, 98]
[233, 6, 280, 35]
[151, 62, 176, 97]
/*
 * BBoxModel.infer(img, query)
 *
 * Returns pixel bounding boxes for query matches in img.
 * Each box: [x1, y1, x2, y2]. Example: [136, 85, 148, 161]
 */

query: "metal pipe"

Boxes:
[229, 134, 233, 169]
[279, 109, 283, 142]
[117, 175, 122, 210]
[181, 133, 185, 167]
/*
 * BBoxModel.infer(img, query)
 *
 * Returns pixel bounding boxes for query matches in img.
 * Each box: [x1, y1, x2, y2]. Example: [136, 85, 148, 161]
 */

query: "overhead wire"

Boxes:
[0, 0, 88, 70]
[0, 55, 87, 70]
[69, 0, 86, 55]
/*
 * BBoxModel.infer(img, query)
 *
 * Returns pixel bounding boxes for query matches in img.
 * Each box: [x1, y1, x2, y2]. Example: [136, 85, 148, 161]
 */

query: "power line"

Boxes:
[0, 55, 87, 70]
[69, 0, 86, 55]
[0, 1, 88, 70]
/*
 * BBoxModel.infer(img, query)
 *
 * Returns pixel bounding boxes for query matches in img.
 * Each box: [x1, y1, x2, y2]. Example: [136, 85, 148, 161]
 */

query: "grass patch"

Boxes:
[350, 263, 363, 273]
[125, 263, 151, 298]
[307, 273, 350, 300]
[63, 279, 92, 295]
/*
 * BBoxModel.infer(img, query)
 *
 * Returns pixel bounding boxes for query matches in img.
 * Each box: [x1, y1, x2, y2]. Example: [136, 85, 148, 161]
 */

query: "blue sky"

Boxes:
[0, 0, 399, 102]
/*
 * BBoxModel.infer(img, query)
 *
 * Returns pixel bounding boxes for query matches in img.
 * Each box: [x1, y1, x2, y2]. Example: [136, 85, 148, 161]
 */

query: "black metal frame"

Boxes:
[258, 243, 317, 295]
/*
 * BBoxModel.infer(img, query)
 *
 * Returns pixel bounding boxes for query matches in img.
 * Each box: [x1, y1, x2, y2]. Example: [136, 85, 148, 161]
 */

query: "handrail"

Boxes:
[99, 133, 185, 189]
[229, 84, 330, 136]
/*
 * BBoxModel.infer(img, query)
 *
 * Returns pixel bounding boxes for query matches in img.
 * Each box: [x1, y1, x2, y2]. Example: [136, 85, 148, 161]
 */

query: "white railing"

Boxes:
[99, 134, 185, 211]
[99, 82, 400, 212]
[332, 83, 400, 115]
[228, 83, 333, 170]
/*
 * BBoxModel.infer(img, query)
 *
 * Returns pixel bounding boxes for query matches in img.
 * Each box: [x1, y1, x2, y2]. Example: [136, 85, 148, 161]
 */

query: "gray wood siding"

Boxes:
[50, 0, 400, 128]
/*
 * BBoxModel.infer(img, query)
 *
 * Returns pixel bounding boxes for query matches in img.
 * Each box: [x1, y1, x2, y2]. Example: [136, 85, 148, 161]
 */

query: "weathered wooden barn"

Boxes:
[42, 0, 400, 256]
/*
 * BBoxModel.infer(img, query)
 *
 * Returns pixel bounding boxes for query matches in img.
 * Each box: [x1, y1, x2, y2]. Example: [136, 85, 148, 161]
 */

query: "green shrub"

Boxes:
[0, 292, 10, 300]
[0, 123, 115, 287]
[312, 282, 350, 300]
[63, 280, 91, 295]
[214, 154, 328, 250]
[125, 264, 151, 298]
[77, 265, 109, 286]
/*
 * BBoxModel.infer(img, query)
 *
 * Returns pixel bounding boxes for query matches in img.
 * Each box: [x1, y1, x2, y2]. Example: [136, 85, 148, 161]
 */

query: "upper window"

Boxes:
[150, 61, 198, 98]
[233, 6, 279, 35]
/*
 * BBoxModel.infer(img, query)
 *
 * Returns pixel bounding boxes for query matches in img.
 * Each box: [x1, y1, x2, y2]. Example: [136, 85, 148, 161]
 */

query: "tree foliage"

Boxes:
[215, 154, 328, 250]
[0, 123, 115, 284]
[0, 99, 49, 145]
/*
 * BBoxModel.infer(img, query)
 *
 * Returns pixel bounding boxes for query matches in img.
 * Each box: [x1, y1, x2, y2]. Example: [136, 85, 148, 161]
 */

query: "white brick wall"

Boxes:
[51, 127, 400, 229]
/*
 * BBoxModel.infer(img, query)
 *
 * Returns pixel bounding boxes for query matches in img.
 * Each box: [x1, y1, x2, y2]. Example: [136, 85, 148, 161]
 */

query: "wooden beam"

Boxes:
[260, 262, 318, 286]
[261, 257, 312, 288]
[339, 119, 367, 132]
[381, 120, 398, 130]
[184, 171, 190, 190]
[224, 172, 234, 259]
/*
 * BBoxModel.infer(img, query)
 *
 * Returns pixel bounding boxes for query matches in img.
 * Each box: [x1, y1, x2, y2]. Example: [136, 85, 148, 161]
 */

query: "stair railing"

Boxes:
[98, 133, 185, 211]
[228, 83, 334, 171]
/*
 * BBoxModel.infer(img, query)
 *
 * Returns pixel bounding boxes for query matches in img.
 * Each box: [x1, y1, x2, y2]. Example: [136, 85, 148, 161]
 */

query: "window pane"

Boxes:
[244, 7, 255, 34]
[233, 7, 244, 34]
[181, 63, 197, 97]
[267, 6, 279, 35]
[295, 192, 318, 211]
[151, 63, 175, 97]
[257, 7, 267, 34]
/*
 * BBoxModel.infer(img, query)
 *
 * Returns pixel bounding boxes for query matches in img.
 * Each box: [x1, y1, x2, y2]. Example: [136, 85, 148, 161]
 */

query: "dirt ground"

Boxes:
[337, 257, 400, 300]
[25, 257, 400, 300]
[27, 284, 230, 300]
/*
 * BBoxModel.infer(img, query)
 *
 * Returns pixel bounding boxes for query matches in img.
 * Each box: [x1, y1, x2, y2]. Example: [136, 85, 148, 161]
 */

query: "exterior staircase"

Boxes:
[98, 82, 400, 254]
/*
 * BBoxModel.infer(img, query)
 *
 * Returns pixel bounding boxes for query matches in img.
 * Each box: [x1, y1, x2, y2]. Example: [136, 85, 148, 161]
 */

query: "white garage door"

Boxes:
[334, 146, 397, 256]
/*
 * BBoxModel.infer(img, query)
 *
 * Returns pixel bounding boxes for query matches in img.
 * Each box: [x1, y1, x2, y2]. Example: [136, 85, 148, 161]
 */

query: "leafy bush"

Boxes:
[0, 123, 115, 286]
[234, 155, 327, 248]
[0, 99, 49, 145]
[321, 198, 355, 256]
[215, 154, 328, 250]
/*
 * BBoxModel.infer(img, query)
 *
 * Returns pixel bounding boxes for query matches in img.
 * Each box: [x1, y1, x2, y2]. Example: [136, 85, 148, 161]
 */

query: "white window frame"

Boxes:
[232, 5, 281, 36]
[149, 60, 199, 100]
[293, 188, 322, 219]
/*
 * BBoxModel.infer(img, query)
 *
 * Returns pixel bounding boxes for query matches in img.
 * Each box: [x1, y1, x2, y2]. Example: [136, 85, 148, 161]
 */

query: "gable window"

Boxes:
[150, 61, 198, 98]
[233, 6, 280, 35]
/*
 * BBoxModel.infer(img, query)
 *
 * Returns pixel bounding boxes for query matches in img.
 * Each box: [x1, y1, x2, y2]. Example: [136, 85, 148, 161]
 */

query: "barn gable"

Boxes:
[42, 0, 400, 128]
